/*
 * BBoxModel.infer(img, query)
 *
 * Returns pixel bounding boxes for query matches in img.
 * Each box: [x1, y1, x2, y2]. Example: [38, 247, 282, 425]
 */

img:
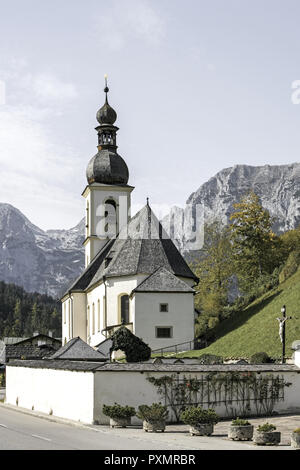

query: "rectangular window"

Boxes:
[156, 327, 173, 338]
[160, 303, 168, 312]
[63, 304, 66, 324]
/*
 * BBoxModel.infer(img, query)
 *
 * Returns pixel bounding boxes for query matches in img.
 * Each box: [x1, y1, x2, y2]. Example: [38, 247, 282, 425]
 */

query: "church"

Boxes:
[61, 80, 198, 352]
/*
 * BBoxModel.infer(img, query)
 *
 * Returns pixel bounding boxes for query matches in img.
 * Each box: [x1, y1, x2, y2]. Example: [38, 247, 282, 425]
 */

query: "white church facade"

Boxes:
[61, 81, 198, 352]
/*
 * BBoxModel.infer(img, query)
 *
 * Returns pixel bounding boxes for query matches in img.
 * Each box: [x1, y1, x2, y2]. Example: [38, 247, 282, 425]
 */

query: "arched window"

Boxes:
[97, 299, 101, 332]
[120, 294, 130, 324]
[86, 201, 90, 236]
[104, 199, 117, 238]
[87, 305, 90, 338]
[92, 303, 95, 335]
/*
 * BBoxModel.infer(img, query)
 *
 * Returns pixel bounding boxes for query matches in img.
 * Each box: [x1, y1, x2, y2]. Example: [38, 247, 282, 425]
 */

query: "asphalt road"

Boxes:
[0, 405, 293, 451]
[0, 406, 198, 450]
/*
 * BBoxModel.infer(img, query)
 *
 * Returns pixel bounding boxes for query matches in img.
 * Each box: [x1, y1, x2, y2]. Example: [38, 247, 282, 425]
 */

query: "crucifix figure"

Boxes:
[276, 316, 287, 343]
[276, 305, 294, 364]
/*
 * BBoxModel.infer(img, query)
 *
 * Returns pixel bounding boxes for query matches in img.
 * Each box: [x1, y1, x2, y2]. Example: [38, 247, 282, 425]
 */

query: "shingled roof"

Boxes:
[49, 337, 106, 362]
[132, 267, 195, 293]
[63, 204, 198, 296]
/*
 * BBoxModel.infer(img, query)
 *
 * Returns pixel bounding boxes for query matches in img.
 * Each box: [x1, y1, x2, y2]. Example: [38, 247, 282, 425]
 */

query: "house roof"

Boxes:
[63, 204, 198, 296]
[49, 337, 106, 362]
[132, 267, 195, 294]
[11, 334, 61, 346]
[4, 344, 58, 362]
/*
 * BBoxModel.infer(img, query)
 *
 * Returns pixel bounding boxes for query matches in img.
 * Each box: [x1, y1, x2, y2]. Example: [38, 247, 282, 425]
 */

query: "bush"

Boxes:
[198, 353, 223, 365]
[136, 403, 168, 423]
[249, 352, 271, 364]
[293, 428, 300, 434]
[102, 403, 136, 419]
[257, 423, 276, 432]
[231, 418, 251, 426]
[180, 407, 219, 426]
[110, 326, 151, 362]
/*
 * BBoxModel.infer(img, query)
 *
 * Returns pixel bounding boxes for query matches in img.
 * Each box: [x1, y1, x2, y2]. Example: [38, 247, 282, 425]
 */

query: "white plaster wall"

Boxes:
[295, 350, 300, 368]
[134, 292, 195, 351]
[6, 366, 95, 424]
[83, 184, 133, 265]
[72, 293, 87, 342]
[94, 370, 300, 424]
[87, 283, 106, 347]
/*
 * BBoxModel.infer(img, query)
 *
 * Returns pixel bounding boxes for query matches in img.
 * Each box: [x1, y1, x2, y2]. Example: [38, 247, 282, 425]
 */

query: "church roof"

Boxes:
[49, 337, 106, 361]
[132, 267, 195, 294]
[63, 204, 198, 297]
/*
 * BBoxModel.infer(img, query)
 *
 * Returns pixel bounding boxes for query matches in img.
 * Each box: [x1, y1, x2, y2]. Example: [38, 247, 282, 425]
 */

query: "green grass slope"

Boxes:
[182, 266, 300, 359]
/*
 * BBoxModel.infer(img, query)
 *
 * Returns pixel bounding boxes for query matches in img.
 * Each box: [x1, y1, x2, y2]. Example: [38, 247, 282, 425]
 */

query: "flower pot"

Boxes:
[253, 430, 281, 446]
[189, 423, 214, 436]
[110, 417, 131, 428]
[291, 432, 300, 449]
[228, 425, 254, 441]
[143, 420, 165, 432]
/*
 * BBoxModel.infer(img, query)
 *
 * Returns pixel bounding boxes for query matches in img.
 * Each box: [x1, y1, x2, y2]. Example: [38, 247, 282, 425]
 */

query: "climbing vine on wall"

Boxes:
[147, 372, 292, 421]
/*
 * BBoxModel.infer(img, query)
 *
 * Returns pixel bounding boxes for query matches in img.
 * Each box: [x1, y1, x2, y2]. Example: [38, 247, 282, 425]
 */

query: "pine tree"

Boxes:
[11, 299, 22, 336]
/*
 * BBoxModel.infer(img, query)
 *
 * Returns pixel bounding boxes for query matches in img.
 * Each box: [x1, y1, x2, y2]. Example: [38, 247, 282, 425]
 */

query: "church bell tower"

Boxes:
[83, 77, 134, 267]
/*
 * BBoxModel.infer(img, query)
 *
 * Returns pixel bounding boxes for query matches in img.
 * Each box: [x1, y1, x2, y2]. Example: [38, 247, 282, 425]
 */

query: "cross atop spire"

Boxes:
[104, 74, 109, 103]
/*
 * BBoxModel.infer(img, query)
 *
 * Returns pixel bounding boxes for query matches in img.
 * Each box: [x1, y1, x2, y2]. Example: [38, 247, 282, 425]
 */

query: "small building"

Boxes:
[0, 334, 61, 364]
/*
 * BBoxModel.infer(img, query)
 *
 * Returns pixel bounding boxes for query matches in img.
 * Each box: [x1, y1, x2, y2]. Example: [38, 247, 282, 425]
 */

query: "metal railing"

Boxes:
[152, 339, 199, 356]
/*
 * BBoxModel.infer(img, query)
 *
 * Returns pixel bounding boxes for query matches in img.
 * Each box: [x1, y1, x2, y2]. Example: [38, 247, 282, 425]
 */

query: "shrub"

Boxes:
[257, 423, 276, 432]
[249, 352, 271, 364]
[136, 403, 168, 423]
[293, 428, 300, 434]
[198, 353, 223, 365]
[102, 403, 136, 419]
[180, 407, 219, 426]
[231, 418, 251, 426]
[110, 326, 151, 362]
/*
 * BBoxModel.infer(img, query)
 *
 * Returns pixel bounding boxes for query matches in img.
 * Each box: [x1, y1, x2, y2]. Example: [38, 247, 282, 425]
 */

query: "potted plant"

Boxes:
[228, 418, 254, 441]
[291, 428, 300, 449]
[102, 403, 136, 428]
[253, 423, 281, 446]
[137, 403, 168, 432]
[180, 406, 219, 436]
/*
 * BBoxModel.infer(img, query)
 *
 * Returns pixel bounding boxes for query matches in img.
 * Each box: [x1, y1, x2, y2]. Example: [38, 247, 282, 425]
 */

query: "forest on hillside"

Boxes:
[0, 281, 61, 338]
[192, 191, 300, 344]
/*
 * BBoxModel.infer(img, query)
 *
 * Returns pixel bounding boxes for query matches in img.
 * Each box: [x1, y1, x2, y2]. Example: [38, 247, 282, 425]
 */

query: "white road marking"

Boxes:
[31, 434, 52, 442]
[0, 424, 7, 428]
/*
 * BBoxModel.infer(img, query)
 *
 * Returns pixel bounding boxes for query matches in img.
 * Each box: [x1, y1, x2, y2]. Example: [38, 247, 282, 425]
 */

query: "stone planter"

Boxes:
[189, 423, 214, 436]
[110, 417, 131, 428]
[143, 420, 165, 432]
[291, 432, 300, 449]
[253, 430, 281, 446]
[228, 425, 254, 441]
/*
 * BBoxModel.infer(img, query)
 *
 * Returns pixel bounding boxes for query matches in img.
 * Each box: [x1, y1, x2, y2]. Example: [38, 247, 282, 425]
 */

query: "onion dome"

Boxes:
[86, 76, 129, 185]
[86, 150, 129, 185]
[96, 76, 117, 125]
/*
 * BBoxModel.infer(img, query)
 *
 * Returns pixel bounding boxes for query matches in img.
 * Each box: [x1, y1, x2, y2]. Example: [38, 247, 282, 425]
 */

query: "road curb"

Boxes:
[0, 402, 103, 432]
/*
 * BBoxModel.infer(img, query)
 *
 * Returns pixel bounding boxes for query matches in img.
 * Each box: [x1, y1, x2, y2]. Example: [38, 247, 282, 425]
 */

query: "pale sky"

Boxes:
[1, 0, 300, 230]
